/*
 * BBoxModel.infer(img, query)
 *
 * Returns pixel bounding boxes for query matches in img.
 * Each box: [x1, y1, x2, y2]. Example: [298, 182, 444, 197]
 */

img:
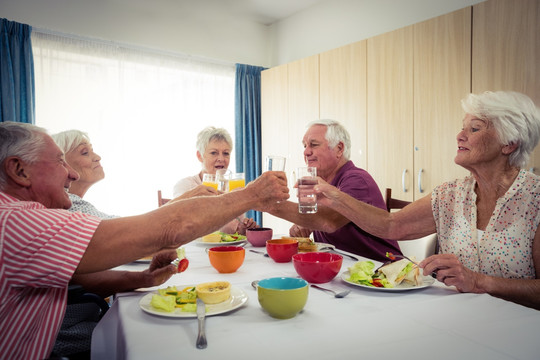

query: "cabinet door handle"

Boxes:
[402, 169, 408, 192]
[418, 168, 424, 193]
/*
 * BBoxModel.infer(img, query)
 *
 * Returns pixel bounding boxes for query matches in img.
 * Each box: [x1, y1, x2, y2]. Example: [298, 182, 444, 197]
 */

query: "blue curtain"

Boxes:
[0, 18, 35, 123]
[235, 63, 266, 225]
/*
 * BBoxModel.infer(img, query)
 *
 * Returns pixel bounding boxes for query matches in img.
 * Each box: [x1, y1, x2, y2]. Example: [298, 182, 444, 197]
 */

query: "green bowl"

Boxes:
[257, 277, 308, 319]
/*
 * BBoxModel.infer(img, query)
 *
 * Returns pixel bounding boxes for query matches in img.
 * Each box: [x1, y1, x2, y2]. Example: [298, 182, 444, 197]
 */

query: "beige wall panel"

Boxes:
[262, 56, 319, 233]
[472, 0, 540, 172]
[261, 64, 290, 232]
[261, 64, 289, 160]
[413, 8, 471, 197]
[287, 55, 320, 172]
[367, 26, 415, 201]
[320, 41, 368, 169]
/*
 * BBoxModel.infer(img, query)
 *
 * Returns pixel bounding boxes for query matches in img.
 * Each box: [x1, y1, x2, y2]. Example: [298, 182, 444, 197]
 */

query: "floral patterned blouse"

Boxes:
[432, 169, 540, 278]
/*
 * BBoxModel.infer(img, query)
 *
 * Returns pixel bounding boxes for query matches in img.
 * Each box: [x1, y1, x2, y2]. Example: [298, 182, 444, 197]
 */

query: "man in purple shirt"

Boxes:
[267, 120, 401, 261]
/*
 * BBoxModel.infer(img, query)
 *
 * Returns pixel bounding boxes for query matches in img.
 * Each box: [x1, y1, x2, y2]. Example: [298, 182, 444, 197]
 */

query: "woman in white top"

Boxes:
[309, 91, 540, 310]
[173, 126, 258, 234]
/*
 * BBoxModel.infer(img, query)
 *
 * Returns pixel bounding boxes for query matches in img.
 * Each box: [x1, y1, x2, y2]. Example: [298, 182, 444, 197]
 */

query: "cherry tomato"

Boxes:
[177, 258, 189, 273]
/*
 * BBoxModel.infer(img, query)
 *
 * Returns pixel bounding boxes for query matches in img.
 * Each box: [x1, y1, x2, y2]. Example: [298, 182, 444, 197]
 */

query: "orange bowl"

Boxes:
[207, 246, 245, 273]
[292, 252, 343, 283]
[266, 238, 298, 263]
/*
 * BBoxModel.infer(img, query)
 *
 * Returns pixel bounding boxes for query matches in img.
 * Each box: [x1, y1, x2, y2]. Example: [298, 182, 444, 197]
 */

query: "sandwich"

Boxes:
[282, 236, 318, 252]
[202, 232, 222, 243]
[376, 258, 422, 287]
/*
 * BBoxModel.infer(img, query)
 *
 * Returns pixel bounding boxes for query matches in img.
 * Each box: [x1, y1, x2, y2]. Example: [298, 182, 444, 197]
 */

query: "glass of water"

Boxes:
[297, 166, 317, 214]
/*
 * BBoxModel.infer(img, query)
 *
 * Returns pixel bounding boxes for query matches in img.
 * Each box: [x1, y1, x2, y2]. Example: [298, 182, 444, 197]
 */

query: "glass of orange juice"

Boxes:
[202, 174, 218, 190]
[229, 173, 245, 192]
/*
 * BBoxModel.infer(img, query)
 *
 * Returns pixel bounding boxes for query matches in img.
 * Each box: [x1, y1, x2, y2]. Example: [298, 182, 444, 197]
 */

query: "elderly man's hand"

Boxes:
[419, 254, 485, 294]
[289, 224, 312, 238]
[141, 249, 179, 287]
[248, 171, 290, 208]
[313, 179, 342, 207]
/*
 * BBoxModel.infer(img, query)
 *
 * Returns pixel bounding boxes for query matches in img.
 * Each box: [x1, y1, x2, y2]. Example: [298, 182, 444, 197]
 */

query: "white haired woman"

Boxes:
[173, 126, 258, 234]
[314, 91, 540, 310]
[52, 130, 179, 358]
[52, 130, 117, 218]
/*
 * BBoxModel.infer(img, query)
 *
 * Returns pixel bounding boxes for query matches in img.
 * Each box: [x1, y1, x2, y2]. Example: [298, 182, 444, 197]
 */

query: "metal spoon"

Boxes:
[249, 249, 269, 257]
[251, 280, 259, 289]
[310, 284, 351, 298]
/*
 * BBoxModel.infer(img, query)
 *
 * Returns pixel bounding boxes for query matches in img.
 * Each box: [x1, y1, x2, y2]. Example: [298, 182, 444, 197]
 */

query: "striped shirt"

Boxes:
[0, 192, 101, 359]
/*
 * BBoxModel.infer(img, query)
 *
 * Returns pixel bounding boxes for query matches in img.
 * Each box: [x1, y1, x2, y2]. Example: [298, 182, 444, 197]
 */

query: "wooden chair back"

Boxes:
[157, 190, 171, 207]
[384, 188, 439, 258]
[385, 188, 411, 212]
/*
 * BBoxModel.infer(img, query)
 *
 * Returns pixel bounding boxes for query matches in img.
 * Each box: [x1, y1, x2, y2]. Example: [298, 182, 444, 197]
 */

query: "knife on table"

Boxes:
[196, 298, 207, 349]
[319, 247, 359, 261]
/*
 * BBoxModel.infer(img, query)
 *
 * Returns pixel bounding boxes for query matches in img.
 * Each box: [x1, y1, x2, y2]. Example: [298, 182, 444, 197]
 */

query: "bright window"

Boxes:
[32, 32, 235, 216]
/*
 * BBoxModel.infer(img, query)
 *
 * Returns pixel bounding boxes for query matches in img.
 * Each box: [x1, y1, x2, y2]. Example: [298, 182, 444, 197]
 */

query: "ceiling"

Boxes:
[208, 0, 331, 25]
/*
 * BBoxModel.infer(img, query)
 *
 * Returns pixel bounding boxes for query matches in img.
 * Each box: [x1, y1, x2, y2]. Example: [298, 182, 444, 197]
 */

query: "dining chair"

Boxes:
[384, 188, 438, 259]
[385, 187, 411, 212]
[157, 190, 171, 207]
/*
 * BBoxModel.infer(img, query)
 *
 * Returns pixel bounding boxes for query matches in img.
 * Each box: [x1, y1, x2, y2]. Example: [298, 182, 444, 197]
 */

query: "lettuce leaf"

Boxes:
[150, 294, 176, 312]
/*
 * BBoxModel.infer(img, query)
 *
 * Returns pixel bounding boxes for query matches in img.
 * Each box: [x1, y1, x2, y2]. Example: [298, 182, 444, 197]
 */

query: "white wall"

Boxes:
[0, 0, 270, 66]
[1, 0, 485, 68]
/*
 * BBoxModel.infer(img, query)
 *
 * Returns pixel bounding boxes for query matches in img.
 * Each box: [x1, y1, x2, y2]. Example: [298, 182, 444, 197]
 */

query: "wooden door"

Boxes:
[472, 0, 540, 173]
[320, 41, 368, 170]
[413, 8, 471, 198]
[367, 26, 415, 201]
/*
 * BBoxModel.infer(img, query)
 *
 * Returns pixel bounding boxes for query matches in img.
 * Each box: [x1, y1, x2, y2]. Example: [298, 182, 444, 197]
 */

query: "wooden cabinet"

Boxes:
[287, 55, 320, 171]
[320, 41, 368, 170]
[367, 8, 471, 201]
[472, 0, 540, 173]
[366, 25, 415, 201]
[261, 55, 319, 234]
[412, 7, 471, 196]
[261, 63, 288, 159]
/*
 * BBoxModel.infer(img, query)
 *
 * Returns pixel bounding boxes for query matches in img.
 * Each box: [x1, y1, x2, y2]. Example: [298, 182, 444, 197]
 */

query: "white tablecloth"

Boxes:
[92, 242, 540, 360]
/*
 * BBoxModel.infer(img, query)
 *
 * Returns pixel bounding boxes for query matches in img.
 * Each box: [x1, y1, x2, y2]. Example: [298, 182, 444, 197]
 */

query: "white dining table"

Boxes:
[91, 241, 540, 360]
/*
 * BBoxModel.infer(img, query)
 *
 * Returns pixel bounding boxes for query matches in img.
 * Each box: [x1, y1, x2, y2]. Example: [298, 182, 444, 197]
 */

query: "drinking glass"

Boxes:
[265, 155, 286, 171]
[228, 173, 245, 191]
[216, 169, 231, 192]
[297, 166, 317, 214]
[202, 174, 218, 190]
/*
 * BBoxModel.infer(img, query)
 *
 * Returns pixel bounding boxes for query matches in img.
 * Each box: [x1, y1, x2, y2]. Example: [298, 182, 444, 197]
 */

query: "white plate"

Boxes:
[340, 270, 435, 291]
[139, 286, 248, 318]
[195, 237, 247, 246]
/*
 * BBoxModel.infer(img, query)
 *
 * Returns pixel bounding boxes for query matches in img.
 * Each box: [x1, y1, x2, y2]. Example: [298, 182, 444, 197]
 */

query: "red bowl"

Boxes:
[266, 238, 298, 263]
[292, 252, 343, 283]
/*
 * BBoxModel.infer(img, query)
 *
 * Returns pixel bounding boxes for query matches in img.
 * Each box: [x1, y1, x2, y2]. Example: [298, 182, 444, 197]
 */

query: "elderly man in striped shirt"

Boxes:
[0, 122, 289, 360]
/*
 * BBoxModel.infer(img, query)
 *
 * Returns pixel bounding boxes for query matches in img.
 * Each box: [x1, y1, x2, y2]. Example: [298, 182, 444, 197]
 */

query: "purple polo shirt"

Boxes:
[313, 161, 402, 262]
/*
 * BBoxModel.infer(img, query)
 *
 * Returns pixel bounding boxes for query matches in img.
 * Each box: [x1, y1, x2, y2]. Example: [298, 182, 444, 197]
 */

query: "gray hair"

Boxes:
[306, 119, 351, 160]
[195, 126, 233, 155]
[52, 129, 91, 154]
[0, 122, 49, 188]
[461, 91, 540, 168]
